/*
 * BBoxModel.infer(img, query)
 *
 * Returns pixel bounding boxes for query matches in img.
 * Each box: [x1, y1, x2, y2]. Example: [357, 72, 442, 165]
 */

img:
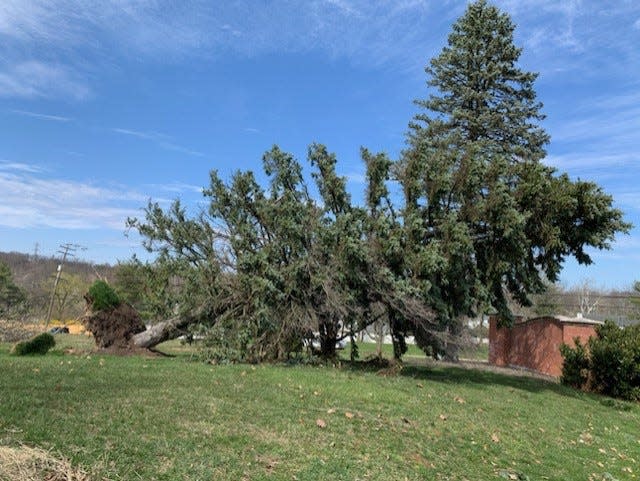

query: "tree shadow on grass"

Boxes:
[409, 363, 566, 394]
[343, 357, 584, 400]
[399, 362, 638, 410]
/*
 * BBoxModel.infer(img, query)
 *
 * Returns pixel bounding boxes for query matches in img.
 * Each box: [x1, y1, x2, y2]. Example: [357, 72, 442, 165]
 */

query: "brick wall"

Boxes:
[562, 323, 599, 347]
[489, 316, 598, 377]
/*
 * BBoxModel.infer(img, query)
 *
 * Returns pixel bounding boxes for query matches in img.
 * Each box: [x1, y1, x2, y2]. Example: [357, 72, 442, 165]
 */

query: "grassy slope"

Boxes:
[1, 336, 638, 481]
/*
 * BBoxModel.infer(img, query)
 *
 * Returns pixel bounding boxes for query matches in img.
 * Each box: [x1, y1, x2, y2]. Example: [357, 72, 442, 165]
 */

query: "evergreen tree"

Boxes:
[399, 0, 629, 347]
[127, 1, 629, 361]
[0, 261, 27, 319]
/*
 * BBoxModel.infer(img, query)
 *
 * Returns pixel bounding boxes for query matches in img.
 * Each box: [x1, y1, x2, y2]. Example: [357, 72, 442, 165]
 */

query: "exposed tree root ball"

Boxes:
[81, 302, 146, 349]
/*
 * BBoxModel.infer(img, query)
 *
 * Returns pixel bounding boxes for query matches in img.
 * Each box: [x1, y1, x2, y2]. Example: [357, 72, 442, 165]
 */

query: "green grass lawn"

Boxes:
[340, 341, 488, 362]
[1, 336, 638, 481]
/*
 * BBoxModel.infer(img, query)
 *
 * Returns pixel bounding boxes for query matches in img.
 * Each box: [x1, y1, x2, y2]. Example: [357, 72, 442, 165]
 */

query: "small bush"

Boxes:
[12, 332, 56, 355]
[560, 338, 590, 389]
[87, 280, 121, 311]
[589, 321, 640, 401]
[560, 321, 640, 401]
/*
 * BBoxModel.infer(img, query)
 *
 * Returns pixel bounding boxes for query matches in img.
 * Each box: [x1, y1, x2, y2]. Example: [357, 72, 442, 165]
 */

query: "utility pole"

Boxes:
[44, 243, 84, 328]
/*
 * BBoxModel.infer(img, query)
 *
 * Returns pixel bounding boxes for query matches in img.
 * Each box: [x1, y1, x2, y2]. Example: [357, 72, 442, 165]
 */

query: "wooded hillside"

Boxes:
[0, 250, 115, 321]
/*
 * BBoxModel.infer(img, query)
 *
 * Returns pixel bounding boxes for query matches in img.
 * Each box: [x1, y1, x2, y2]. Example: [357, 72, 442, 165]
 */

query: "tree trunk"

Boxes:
[132, 316, 192, 349]
[318, 317, 338, 359]
[82, 304, 197, 351]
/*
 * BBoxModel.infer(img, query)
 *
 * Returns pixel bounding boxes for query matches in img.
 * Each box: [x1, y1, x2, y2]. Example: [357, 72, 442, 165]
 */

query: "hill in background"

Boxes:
[1, 250, 117, 322]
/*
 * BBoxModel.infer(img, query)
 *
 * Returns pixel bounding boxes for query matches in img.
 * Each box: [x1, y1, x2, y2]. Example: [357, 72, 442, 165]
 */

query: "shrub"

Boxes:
[560, 338, 590, 389]
[589, 321, 640, 401]
[560, 321, 640, 401]
[12, 332, 56, 355]
[87, 280, 121, 312]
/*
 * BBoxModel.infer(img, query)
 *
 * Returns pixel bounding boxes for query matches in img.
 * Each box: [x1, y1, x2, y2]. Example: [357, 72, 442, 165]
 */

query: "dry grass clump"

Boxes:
[0, 445, 90, 481]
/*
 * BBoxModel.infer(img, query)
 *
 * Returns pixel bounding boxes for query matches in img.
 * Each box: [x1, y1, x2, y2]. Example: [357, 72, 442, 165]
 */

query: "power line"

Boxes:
[44, 243, 86, 328]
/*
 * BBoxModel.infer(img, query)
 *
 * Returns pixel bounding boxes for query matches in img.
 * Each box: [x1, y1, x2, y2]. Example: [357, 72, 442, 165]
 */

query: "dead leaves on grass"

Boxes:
[256, 454, 280, 474]
[408, 452, 435, 469]
[498, 469, 530, 480]
[317, 408, 361, 429]
[579, 431, 594, 445]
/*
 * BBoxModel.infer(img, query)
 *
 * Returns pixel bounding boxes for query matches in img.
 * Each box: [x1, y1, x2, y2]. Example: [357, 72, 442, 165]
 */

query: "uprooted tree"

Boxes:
[113, 0, 628, 361]
[123, 144, 435, 360]
[82, 279, 197, 350]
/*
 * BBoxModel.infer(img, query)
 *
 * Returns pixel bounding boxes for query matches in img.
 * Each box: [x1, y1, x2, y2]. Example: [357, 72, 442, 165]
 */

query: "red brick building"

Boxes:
[488, 315, 602, 377]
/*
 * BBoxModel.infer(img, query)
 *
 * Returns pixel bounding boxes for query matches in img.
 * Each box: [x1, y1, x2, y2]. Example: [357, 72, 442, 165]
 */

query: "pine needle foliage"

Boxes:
[12, 332, 55, 355]
[126, 1, 630, 362]
[87, 280, 121, 312]
[398, 0, 630, 340]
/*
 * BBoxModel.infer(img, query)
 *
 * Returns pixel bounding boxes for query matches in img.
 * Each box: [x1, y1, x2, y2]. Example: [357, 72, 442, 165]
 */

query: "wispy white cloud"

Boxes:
[614, 192, 640, 213]
[322, 0, 361, 17]
[160, 143, 205, 158]
[0, 162, 145, 229]
[544, 153, 635, 172]
[608, 235, 640, 252]
[494, 1, 640, 81]
[543, 151, 640, 220]
[112, 128, 170, 142]
[543, 87, 640, 197]
[0, 160, 45, 173]
[587, 234, 640, 264]
[0, 61, 89, 100]
[112, 127, 204, 157]
[0, 0, 638, 81]
[10, 109, 72, 122]
[0, 0, 208, 55]
[64, 151, 85, 158]
[551, 94, 640, 145]
[144, 182, 203, 195]
[343, 172, 366, 184]
[0, 0, 444, 71]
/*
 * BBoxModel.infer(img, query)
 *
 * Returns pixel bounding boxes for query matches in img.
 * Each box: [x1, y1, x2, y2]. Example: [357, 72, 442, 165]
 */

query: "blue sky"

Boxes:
[0, 0, 639, 290]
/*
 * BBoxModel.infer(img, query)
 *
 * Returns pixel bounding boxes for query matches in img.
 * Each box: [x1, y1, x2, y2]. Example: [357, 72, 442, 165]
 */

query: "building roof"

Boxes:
[537, 315, 604, 325]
